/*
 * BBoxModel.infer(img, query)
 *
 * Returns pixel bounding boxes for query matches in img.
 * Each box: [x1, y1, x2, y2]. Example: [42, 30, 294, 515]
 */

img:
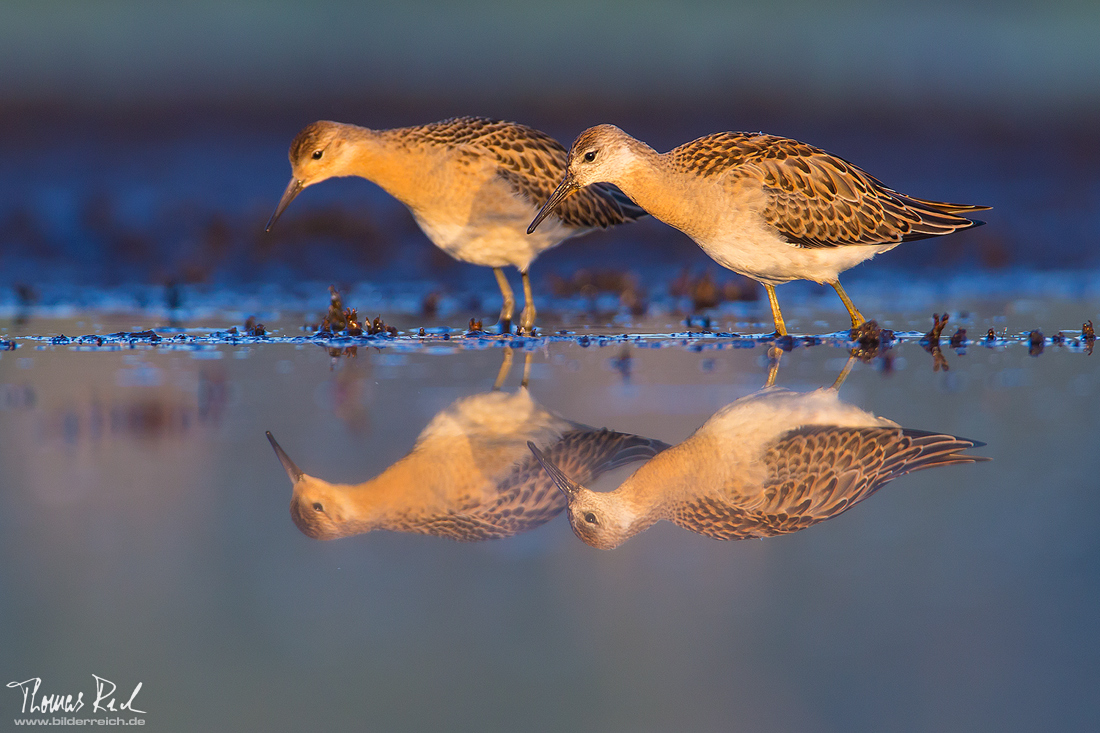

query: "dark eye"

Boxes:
[311, 150, 323, 160]
[312, 502, 324, 512]
[584, 512, 598, 525]
[583, 150, 597, 163]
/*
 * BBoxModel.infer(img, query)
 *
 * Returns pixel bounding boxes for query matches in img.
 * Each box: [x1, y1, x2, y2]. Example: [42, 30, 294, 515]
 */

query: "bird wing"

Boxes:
[422, 427, 670, 542]
[675, 425, 986, 540]
[423, 116, 647, 229]
[672, 131, 989, 248]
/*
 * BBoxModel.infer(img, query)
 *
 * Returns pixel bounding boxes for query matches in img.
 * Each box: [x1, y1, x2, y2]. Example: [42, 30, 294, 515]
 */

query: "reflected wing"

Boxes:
[423, 116, 646, 229]
[672, 131, 988, 247]
[676, 425, 986, 540]
[426, 427, 670, 541]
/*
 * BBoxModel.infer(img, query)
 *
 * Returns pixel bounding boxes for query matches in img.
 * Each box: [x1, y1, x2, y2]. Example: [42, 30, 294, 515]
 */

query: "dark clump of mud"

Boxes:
[849, 320, 895, 363]
[1028, 329, 1044, 357]
[920, 313, 951, 371]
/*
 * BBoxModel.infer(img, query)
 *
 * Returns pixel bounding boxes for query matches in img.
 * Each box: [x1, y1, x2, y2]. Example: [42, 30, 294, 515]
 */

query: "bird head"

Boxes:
[527, 124, 638, 234]
[527, 441, 636, 550]
[266, 121, 353, 231]
[267, 431, 353, 540]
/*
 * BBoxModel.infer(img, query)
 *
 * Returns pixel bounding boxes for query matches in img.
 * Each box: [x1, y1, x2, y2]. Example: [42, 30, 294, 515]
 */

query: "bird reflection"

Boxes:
[267, 350, 669, 541]
[531, 355, 988, 549]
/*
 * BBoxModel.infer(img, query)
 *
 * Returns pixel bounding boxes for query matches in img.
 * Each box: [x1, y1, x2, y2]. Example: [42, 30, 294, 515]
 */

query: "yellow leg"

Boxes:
[831, 280, 865, 328]
[765, 347, 782, 388]
[492, 346, 514, 390]
[493, 267, 515, 333]
[830, 354, 857, 390]
[519, 269, 537, 334]
[521, 351, 532, 388]
[764, 284, 787, 336]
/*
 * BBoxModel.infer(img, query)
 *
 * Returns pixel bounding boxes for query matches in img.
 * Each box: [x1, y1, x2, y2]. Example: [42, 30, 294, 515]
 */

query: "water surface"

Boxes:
[1, 306, 1097, 732]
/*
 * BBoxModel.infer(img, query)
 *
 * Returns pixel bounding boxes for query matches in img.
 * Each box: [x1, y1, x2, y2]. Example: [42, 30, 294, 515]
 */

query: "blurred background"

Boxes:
[1, 0, 1098, 309]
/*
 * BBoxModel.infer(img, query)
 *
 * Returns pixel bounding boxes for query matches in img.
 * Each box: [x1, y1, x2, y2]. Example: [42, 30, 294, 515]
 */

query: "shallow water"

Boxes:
[1, 302, 1098, 732]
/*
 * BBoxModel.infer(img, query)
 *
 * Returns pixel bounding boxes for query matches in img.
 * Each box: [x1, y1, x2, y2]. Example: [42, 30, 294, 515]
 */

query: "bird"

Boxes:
[266, 116, 645, 334]
[529, 124, 989, 336]
[528, 368, 988, 549]
[267, 351, 668, 541]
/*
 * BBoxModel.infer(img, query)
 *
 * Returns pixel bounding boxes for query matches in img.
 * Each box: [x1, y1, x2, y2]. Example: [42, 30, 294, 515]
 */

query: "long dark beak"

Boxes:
[267, 431, 304, 484]
[527, 176, 579, 234]
[528, 441, 580, 498]
[266, 178, 304, 232]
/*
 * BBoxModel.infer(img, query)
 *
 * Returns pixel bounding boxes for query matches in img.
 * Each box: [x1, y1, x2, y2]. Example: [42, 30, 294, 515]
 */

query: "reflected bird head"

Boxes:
[267, 431, 351, 540]
[527, 124, 638, 235]
[528, 441, 636, 550]
[266, 120, 353, 231]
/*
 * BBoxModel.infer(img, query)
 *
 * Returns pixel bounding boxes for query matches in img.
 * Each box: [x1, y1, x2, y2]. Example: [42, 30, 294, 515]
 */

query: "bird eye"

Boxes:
[311, 150, 323, 160]
[584, 512, 598, 525]
[583, 150, 597, 163]
[312, 502, 324, 512]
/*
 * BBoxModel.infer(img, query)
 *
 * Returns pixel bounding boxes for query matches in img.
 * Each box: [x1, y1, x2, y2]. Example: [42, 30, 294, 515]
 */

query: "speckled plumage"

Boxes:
[269, 388, 668, 542]
[530, 124, 989, 335]
[530, 384, 987, 549]
[269, 117, 645, 332]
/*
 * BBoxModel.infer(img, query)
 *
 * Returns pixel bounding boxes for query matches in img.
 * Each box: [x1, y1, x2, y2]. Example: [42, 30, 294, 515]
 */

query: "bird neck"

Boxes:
[609, 147, 728, 241]
[605, 473, 673, 537]
[338, 125, 440, 210]
[333, 454, 447, 532]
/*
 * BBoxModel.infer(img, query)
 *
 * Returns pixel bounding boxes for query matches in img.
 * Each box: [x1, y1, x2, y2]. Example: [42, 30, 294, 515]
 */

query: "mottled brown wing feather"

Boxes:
[417, 117, 646, 229]
[421, 427, 670, 541]
[674, 425, 986, 540]
[672, 132, 989, 248]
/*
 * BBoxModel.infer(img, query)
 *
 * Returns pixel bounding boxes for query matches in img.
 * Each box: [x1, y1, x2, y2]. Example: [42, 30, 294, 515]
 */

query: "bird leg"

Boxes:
[829, 354, 857, 390]
[492, 346, 514, 391]
[765, 346, 783, 388]
[521, 351, 532, 388]
[493, 267, 515, 334]
[830, 281, 865, 329]
[519, 269, 537, 335]
[764, 284, 788, 336]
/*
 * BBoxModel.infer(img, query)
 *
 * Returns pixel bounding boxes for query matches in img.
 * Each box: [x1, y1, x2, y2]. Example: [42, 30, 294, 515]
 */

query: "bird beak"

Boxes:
[267, 431, 304, 484]
[266, 178, 304, 232]
[528, 441, 580, 498]
[527, 175, 579, 234]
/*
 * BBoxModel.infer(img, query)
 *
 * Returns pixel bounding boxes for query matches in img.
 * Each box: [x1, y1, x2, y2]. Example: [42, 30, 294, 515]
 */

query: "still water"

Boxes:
[1, 308, 1097, 732]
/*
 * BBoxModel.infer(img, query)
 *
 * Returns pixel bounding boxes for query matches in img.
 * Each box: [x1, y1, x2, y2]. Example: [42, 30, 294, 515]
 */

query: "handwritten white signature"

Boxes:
[6, 676, 145, 715]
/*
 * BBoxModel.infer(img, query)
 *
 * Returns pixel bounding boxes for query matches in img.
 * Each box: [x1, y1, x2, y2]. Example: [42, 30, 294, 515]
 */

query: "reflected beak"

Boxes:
[267, 431, 304, 484]
[528, 441, 580, 499]
[527, 175, 579, 234]
[265, 178, 304, 232]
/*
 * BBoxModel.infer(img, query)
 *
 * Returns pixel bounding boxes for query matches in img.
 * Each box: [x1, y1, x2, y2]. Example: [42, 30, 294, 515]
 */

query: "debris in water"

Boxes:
[244, 317, 266, 337]
[344, 309, 363, 337]
[1028, 330, 1044, 357]
[920, 314, 950, 371]
[922, 313, 949, 345]
[320, 286, 348, 332]
[949, 328, 967, 349]
[849, 320, 894, 363]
